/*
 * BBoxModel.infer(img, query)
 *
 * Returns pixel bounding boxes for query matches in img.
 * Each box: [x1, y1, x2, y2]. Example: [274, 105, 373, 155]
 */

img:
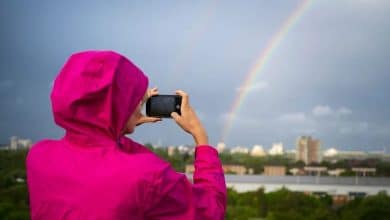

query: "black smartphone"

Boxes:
[146, 95, 182, 118]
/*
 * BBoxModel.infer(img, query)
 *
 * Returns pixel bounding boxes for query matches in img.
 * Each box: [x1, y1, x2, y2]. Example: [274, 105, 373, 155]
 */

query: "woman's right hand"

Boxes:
[171, 90, 209, 146]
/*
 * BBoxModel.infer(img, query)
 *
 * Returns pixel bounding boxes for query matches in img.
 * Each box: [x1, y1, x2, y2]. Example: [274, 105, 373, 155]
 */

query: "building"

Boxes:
[289, 168, 305, 176]
[0, 144, 9, 150]
[167, 146, 176, 156]
[263, 166, 286, 176]
[177, 145, 190, 154]
[269, 142, 284, 155]
[222, 165, 247, 175]
[10, 136, 18, 150]
[304, 166, 328, 176]
[352, 167, 376, 177]
[323, 148, 338, 157]
[296, 136, 321, 164]
[230, 146, 249, 154]
[250, 145, 266, 157]
[328, 168, 346, 176]
[9, 136, 32, 150]
[185, 164, 247, 175]
[214, 175, 390, 204]
[216, 142, 226, 153]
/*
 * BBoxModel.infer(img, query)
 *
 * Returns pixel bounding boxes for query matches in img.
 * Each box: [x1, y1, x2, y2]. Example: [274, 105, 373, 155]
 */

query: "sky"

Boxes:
[0, 0, 389, 151]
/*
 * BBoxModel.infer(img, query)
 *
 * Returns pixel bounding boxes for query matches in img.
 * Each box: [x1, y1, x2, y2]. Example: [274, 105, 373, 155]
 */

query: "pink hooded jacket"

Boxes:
[26, 51, 226, 220]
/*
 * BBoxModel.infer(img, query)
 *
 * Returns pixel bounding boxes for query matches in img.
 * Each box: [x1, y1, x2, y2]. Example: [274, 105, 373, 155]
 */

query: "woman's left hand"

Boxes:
[136, 87, 161, 126]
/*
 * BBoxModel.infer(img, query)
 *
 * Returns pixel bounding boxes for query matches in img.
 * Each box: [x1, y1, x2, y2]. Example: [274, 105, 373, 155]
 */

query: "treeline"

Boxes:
[0, 149, 29, 219]
[227, 187, 390, 220]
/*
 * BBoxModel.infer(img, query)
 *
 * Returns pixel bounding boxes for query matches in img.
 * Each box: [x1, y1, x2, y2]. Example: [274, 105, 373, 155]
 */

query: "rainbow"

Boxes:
[220, 0, 313, 143]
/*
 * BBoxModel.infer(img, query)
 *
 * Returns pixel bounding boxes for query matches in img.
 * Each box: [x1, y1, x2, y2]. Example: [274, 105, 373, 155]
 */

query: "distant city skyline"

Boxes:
[1, 0, 390, 150]
[2, 135, 390, 160]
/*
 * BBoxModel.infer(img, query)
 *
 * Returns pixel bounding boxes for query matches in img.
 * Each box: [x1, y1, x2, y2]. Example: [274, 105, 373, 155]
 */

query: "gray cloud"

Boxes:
[312, 105, 352, 117]
[278, 112, 307, 123]
[312, 105, 333, 117]
[0, 80, 14, 90]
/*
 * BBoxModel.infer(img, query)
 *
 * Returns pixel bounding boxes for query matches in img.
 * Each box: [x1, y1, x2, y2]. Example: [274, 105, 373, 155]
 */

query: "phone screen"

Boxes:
[146, 95, 181, 118]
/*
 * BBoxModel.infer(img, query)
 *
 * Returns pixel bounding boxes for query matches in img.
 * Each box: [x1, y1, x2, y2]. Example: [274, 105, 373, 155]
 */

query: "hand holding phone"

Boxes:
[170, 90, 208, 146]
[144, 90, 208, 145]
[134, 88, 162, 127]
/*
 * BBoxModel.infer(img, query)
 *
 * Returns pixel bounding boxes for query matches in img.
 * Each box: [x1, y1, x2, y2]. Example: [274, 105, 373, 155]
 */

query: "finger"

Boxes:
[148, 87, 158, 97]
[150, 87, 159, 96]
[175, 90, 189, 106]
[136, 116, 161, 126]
[144, 116, 161, 123]
[150, 117, 162, 122]
[171, 112, 180, 122]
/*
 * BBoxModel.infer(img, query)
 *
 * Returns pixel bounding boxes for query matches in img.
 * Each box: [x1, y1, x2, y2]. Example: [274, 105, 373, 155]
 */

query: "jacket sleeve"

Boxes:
[144, 145, 226, 220]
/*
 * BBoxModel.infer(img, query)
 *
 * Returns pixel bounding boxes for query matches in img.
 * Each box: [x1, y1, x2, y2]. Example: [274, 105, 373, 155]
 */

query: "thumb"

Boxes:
[171, 112, 180, 122]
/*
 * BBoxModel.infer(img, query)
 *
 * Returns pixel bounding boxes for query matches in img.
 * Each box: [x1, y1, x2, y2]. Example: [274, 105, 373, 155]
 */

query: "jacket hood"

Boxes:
[51, 51, 148, 145]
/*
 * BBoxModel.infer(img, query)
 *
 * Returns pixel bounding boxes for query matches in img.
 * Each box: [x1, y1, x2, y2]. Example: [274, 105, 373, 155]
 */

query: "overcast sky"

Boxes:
[0, 0, 389, 151]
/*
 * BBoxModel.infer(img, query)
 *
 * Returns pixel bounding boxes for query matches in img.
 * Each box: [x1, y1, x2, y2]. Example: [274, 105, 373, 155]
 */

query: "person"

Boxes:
[26, 51, 226, 219]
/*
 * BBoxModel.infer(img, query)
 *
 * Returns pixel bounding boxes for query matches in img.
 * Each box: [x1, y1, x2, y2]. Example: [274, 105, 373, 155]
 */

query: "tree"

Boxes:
[340, 192, 390, 220]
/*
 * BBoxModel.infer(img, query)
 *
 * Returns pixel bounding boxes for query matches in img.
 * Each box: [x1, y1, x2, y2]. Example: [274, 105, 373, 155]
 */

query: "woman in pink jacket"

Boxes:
[26, 51, 226, 219]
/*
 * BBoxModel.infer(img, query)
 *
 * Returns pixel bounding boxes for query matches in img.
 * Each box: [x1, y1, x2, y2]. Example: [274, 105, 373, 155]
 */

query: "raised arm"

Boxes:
[144, 90, 226, 219]
[144, 146, 226, 220]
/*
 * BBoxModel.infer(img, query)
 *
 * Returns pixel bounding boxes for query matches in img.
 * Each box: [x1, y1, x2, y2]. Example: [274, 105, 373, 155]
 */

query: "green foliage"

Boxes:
[339, 192, 390, 220]
[0, 149, 30, 219]
[267, 188, 320, 216]
[376, 161, 390, 176]
[340, 170, 355, 177]
[225, 188, 390, 220]
[226, 205, 259, 220]
[293, 160, 306, 168]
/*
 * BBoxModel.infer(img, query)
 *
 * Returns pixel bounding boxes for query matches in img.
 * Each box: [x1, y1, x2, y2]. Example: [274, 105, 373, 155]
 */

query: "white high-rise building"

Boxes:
[230, 146, 249, 154]
[177, 145, 189, 154]
[269, 142, 284, 155]
[167, 146, 176, 157]
[10, 136, 18, 150]
[250, 145, 266, 157]
[324, 148, 338, 157]
[9, 136, 32, 150]
[216, 142, 226, 153]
